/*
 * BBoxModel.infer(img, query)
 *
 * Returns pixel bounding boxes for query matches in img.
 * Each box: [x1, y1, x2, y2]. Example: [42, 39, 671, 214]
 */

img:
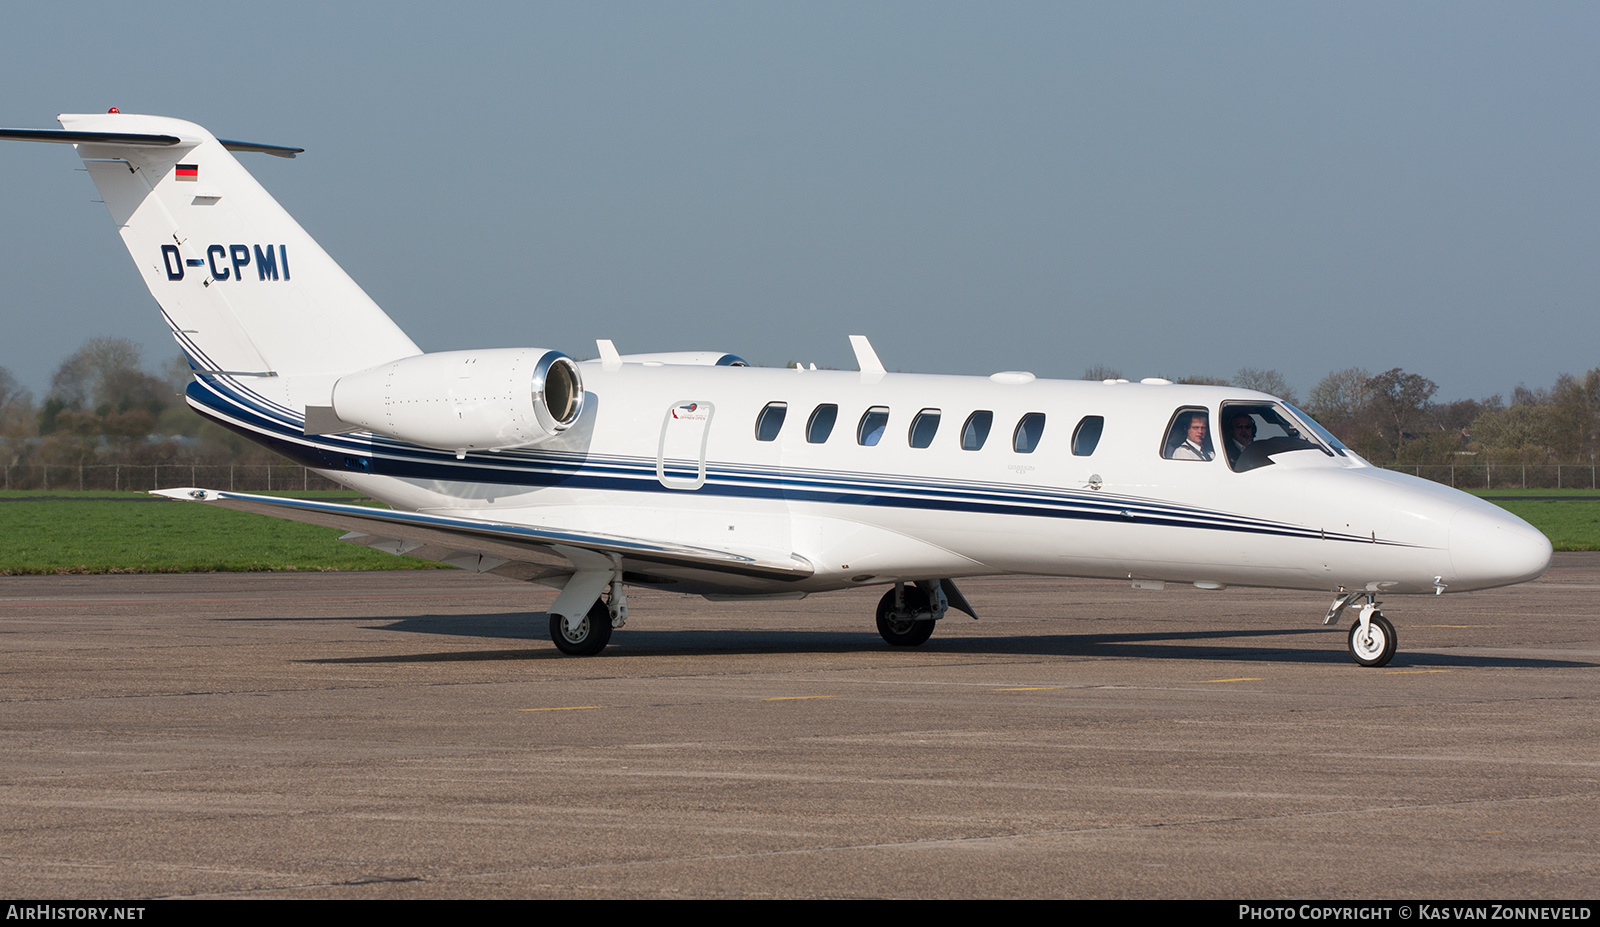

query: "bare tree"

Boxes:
[40, 337, 171, 439]
[163, 354, 195, 396]
[0, 366, 35, 439]
[1082, 365, 1123, 381]
[1307, 368, 1373, 426]
[1541, 369, 1600, 462]
[1233, 367, 1298, 404]
[1366, 368, 1438, 457]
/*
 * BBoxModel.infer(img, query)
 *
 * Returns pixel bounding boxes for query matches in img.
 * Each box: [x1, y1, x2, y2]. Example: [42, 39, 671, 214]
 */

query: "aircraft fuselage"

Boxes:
[217, 361, 1550, 600]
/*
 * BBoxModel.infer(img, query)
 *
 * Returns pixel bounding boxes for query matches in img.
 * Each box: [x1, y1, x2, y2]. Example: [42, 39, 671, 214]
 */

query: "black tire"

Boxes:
[876, 586, 936, 647]
[1347, 612, 1397, 667]
[550, 598, 613, 656]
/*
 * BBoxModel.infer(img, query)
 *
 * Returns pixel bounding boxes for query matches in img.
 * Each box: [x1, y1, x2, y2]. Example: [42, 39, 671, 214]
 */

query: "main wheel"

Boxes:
[1347, 612, 1397, 667]
[550, 598, 613, 656]
[876, 586, 936, 647]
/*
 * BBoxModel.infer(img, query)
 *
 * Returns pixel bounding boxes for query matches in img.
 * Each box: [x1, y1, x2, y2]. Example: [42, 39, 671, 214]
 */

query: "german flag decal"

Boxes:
[175, 163, 198, 181]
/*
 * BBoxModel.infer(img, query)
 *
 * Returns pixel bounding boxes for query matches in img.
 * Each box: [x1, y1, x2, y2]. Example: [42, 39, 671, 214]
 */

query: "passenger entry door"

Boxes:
[657, 400, 714, 490]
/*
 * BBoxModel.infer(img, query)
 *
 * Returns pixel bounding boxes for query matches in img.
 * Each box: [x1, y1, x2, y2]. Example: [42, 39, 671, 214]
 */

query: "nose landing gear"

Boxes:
[1326, 591, 1398, 667]
[1347, 606, 1397, 667]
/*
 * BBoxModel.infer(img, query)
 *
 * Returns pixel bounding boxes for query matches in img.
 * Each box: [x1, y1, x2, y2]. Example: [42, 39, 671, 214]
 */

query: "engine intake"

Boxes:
[331, 348, 584, 452]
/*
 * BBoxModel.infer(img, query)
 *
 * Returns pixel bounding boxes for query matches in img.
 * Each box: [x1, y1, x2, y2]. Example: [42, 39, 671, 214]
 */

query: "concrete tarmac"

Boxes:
[2, 557, 1597, 899]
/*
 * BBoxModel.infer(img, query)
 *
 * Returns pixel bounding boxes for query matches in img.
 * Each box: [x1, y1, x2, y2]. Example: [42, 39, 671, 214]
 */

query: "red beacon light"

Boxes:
[107, 107, 119, 114]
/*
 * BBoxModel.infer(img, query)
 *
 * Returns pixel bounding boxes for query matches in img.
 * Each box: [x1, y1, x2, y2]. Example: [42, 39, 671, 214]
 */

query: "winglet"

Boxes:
[849, 335, 885, 374]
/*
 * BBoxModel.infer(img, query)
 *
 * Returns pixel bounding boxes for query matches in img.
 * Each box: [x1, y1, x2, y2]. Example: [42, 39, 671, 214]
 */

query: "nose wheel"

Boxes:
[1346, 607, 1397, 667]
[1328, 593, 1399, 667]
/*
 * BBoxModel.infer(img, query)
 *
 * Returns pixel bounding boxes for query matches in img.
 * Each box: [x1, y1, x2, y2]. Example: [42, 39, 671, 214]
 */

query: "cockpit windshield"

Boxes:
[1219, 401, 1337, 472]
[1282, 402, 1350, 456]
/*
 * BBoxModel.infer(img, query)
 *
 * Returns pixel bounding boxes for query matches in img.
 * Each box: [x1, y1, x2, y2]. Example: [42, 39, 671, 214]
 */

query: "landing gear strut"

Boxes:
[1327, 592, 1397, 667]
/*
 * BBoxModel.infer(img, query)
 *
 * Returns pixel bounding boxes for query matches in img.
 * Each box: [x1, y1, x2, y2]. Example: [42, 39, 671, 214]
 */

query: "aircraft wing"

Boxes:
[150, 488, 814, 588]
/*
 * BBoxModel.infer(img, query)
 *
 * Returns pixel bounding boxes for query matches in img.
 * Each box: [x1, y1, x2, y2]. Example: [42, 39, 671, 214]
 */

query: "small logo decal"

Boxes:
[175, 164, 199, 181]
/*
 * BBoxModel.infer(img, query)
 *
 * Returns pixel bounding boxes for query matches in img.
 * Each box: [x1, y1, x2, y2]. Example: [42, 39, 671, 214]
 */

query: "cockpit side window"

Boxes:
[1220, 401, 1331, 472]
[1162, 407, 1215, 461]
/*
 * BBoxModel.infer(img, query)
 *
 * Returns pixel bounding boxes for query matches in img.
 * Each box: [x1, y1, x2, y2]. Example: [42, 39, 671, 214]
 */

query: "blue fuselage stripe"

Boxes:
[187, 380, 1391, 547]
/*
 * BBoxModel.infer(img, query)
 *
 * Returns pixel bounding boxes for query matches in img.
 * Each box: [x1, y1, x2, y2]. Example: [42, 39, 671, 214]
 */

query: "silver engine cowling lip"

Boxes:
[532, 350, 584, 434]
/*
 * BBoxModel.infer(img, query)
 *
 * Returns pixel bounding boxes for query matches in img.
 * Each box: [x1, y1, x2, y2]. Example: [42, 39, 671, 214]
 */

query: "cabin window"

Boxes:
[806, 404, 839, 444]
[908, 409, 941, 448]
[1071, 415, 1105, 457]
[754, 402, 787, 442]
[1162, 407, 1215, 461]
[1012, 413, 1046, 454]
[857, 406, 890, 446]
[961, 411, 994, 451]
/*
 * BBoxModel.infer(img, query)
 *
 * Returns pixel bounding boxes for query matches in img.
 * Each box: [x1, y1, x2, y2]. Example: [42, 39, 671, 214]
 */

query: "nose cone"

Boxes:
[1449, 505, 1553, 590]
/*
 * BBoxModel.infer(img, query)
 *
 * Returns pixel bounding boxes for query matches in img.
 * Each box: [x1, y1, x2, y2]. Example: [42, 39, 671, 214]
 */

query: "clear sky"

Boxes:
[2, 2, 1597, 403]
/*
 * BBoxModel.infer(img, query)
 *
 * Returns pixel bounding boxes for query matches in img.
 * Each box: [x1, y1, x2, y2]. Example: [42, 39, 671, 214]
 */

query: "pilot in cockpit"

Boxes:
[1167, 411, 1213, 460]
[1224, 411, 1257, 466]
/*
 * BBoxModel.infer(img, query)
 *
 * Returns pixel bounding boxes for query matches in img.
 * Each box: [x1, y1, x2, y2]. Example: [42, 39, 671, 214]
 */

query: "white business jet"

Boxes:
[1, 112, 1553, 666]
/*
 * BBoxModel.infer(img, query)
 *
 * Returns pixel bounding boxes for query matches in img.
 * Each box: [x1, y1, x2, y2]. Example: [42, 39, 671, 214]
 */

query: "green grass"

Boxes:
[1477, 500, 1600, 551]
[2, 486, 1595, 574]
[0, 491, 442, 574]
[1465, 488, 1600, 498]
[1456, 490, 1600, 549]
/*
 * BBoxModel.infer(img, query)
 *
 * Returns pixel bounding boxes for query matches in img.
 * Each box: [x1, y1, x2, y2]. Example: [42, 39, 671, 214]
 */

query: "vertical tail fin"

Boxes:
[54, 112, 420, 406]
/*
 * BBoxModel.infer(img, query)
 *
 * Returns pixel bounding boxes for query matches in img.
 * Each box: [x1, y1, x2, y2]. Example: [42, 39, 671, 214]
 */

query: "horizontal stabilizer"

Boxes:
[0, 128, 180, 147]
[214, 138, 305, 159]
[0, 127, 302, 158]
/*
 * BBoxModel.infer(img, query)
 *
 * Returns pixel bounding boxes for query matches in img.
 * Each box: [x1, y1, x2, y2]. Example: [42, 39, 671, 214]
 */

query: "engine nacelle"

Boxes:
[331, 348, 584, 452]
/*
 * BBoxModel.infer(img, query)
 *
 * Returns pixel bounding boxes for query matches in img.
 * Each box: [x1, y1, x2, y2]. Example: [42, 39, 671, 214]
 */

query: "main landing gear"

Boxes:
[1325, 592, 1398, 667]
[876, 585, 936, 646]
[549, 577, 627, 656]
[550, 598, 613, 656]
[875, 580, 975, 647]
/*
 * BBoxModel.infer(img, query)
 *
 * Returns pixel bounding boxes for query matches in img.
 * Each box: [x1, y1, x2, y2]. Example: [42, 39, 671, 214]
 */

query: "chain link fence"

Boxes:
[2, 464, 346, 492]
[1383, 464, 1600, 490]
